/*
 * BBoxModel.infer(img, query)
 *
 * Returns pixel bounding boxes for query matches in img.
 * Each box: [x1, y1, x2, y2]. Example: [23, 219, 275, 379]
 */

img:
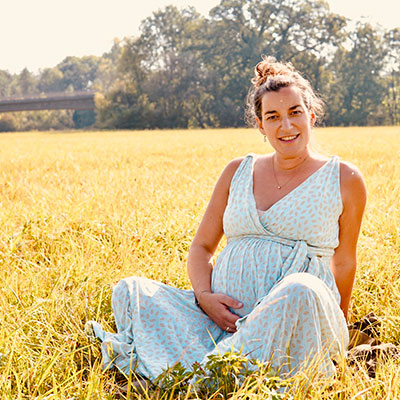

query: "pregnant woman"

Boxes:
[87, 56, 366, 381]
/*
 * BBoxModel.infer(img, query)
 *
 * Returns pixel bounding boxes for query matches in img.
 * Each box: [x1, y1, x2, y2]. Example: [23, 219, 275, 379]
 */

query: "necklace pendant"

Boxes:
[277, 185, 281, 190]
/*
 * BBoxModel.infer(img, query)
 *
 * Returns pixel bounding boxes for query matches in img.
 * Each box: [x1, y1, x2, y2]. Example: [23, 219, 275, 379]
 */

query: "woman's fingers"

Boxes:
[215, 295, 241, 331]
[197, 292, 243, 331]
[221, 308, 240, 330]
[223, 310, 239, 324]
[218, 294, 243, 310]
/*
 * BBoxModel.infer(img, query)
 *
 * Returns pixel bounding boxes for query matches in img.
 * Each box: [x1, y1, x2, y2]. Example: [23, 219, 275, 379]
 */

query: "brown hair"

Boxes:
[245, 56, 325, 127]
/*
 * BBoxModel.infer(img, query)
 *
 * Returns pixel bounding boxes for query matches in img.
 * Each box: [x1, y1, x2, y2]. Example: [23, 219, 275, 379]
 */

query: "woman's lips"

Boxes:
[278, 133, 300, 142]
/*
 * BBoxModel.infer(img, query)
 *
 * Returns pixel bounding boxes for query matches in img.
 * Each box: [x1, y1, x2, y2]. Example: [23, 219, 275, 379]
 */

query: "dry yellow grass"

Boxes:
[1, 126, 400, 398]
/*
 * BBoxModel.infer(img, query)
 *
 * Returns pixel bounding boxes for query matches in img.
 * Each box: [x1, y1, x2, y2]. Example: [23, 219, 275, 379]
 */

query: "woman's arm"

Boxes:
[187, 158, 244, 331]
[330, 161, 367, 321]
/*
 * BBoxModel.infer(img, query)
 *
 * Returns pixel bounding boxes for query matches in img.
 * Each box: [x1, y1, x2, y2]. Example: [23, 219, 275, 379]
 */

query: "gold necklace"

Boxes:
[271, 154, 308, 190]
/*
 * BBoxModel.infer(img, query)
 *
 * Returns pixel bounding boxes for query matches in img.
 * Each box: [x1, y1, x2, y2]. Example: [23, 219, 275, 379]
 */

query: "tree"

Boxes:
[138, 5, 203, 67]
[0, 114, 17, 132]
[326, 23, 387, 126]
[264, 0, 346, 60]
[93, 39, 123, 92]
[0, 70, 13, 97]
[57, 56, 101, 91]
[201, 0, 346, 126]
[98, 6, 218, 129]
[96, 82, 154, 129]
[73, 110, 96, 128]
[96, 36, 155, 129]
[382, 28, 400, 125]
[38, 67, 64, 93]
[16, 68, 38, 96]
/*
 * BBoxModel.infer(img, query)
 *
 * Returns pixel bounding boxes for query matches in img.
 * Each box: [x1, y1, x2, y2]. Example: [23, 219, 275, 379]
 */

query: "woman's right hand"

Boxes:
[198, 291, 243, 332]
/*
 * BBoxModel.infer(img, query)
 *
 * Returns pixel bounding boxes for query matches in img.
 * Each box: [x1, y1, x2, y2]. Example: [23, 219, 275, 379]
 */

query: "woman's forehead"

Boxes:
[261, 86, 305, 111]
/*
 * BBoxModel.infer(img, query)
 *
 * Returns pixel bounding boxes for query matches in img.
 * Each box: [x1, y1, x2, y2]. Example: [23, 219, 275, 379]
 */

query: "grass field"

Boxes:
[1, 126, 400, 399]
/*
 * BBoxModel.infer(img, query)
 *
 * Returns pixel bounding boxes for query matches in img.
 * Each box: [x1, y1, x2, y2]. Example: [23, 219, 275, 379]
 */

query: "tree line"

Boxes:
[0, 0, 399, 132]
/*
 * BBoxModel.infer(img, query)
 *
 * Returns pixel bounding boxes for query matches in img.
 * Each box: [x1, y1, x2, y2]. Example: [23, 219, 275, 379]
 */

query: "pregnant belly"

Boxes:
[211, 237, 296, 317]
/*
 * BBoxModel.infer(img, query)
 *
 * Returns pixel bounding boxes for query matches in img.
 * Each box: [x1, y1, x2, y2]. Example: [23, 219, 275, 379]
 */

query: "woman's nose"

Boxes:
[281, 116, 292, 130]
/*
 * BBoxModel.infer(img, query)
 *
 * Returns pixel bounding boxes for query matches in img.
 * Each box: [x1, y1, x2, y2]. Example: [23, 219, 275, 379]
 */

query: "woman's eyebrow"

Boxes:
[264, 105, 301, 116]
[263, 110, 277, 116]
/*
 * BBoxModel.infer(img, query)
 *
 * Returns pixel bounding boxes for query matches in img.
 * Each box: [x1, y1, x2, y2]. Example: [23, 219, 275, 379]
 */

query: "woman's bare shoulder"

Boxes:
[224, 156, 246, 174]
[216, 156, 246, 191]
[339, 160, 365, 184]
[339, 160, 367, 207]
[219, 156, 247, 179]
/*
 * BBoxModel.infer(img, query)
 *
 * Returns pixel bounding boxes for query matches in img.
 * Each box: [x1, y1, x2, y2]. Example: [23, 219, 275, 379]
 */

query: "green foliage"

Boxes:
[17, 67, 38, 96]
[0, 114, 17, 132]
[0, 0, 400, 130]
[0, 70, 13, 97]
[57, 55, 101, 92]
[97, 0, 398, 130]
[383, 72, 400, 126]
[326, 23, 388, 126]
[73, 110, 96, 129]
[14, 110, 75, 131]
[96, 83, 155, 129]
[382, 28, 400, 126]
[38, 67, 64, 93]
[154, 351, 287, 399]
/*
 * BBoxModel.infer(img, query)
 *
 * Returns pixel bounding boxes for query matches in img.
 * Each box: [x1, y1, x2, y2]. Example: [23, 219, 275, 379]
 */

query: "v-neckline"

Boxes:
[250, 155, 334, 217]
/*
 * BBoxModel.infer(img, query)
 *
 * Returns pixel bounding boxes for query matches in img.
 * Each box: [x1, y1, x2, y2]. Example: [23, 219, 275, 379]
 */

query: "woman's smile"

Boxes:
[279, 134, 300, 142]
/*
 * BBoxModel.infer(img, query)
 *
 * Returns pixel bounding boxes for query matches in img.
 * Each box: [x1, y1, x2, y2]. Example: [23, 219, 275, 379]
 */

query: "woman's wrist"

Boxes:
[196, 289, 212, 305]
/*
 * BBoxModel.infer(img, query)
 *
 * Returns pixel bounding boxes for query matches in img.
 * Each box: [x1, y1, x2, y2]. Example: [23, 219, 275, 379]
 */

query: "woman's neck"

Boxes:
[273, 150, 311, 171]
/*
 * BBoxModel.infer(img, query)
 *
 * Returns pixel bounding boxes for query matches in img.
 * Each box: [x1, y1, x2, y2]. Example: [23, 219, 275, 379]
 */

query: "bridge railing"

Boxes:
[0, 91, 96, 101]
[0, 91, 96, 112]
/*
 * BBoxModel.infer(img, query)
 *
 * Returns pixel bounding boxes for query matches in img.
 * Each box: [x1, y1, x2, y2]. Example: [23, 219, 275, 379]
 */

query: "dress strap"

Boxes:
[229, 153, 253, 185]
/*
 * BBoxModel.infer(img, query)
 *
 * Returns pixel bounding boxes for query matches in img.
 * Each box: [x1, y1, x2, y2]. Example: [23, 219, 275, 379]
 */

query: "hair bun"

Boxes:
[252, 56, 295, 87]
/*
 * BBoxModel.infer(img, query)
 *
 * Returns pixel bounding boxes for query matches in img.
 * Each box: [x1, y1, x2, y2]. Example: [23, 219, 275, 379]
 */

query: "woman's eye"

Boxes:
[267, 115, 277, 121]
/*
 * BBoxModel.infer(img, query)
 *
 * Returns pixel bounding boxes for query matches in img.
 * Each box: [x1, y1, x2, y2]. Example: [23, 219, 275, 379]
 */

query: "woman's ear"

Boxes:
[310, 112, 316, 127]
[256, 116, 263, 133]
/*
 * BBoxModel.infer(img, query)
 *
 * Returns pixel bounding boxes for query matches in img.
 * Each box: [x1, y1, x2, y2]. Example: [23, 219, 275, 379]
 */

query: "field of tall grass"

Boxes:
[1, 127, 400, 399]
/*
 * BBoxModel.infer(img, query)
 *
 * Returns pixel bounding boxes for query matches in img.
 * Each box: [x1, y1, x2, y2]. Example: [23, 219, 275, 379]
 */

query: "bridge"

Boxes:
[0, 92, 96, 113]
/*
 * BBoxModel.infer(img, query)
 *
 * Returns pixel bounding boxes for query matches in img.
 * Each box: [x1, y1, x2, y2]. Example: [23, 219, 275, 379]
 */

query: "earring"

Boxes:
[263, 135, 266, 143]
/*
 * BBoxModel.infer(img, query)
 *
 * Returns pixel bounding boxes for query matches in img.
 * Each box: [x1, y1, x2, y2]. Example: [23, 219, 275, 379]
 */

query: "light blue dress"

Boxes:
[89, 154, 349, 380]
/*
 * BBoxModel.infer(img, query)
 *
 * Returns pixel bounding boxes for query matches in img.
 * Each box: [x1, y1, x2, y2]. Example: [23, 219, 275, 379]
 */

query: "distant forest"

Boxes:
[0, 0, 399, 131]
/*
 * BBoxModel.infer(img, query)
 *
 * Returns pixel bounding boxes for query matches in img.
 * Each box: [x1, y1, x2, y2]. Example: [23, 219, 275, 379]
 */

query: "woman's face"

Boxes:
[256, 85, 315, 158]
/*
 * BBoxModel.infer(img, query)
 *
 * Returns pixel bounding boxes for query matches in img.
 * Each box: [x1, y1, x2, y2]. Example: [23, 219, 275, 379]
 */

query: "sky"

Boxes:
[1, 0, 399, 74]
